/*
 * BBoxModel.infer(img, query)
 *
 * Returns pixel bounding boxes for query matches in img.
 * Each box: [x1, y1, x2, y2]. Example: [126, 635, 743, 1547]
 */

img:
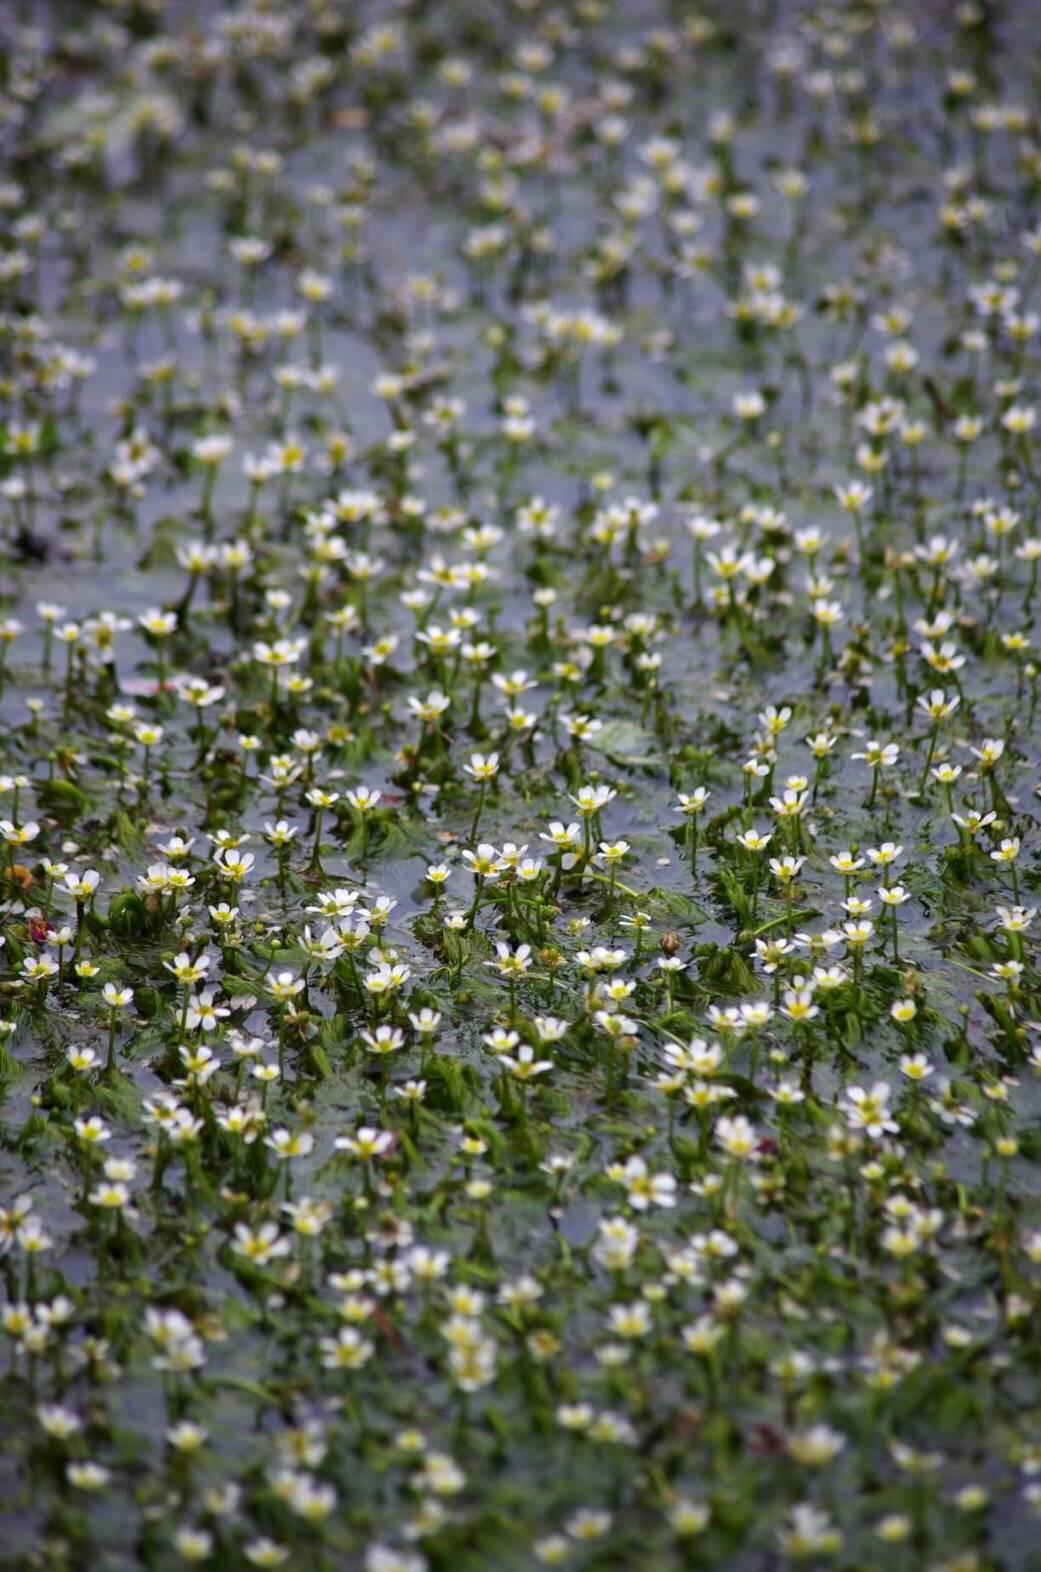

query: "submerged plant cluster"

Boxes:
[2, 0, 1041, 1567]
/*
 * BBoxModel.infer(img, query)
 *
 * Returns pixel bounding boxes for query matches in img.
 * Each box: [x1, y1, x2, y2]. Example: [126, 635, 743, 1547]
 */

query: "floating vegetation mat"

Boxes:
[3, 0, 1041, 1568]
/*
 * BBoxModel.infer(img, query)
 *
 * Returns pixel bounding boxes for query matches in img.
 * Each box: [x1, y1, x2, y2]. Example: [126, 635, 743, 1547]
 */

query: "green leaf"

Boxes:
[36, 778, 90, 824]
[589, 719, 663, 768]
[644, 886, 709, 924]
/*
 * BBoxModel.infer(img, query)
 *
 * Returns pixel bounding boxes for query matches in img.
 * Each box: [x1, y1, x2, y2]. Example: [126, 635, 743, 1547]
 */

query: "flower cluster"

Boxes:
[1, 0, 1041, 1568]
